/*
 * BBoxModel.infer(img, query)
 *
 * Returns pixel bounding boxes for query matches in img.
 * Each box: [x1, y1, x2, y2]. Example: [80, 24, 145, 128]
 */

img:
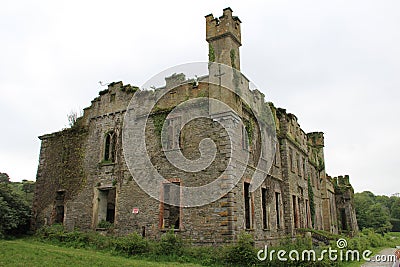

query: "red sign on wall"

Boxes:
[132, 208, 139, 214]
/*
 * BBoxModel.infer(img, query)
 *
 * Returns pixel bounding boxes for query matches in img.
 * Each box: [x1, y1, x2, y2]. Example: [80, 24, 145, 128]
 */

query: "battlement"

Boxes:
[335, 175, 351, 186]
[205, 7, 241, 46]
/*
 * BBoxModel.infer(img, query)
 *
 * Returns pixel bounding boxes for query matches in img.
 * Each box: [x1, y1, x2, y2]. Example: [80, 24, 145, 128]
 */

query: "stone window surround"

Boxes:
[159, 178, 183, 231]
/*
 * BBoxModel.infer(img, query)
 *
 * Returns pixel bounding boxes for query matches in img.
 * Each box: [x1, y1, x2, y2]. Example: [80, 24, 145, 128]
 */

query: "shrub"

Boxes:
[112, 233, 150, 255]
[97, 220, 113, 229]
[156, 230, 184, 256]
[224, 232, 257, 266]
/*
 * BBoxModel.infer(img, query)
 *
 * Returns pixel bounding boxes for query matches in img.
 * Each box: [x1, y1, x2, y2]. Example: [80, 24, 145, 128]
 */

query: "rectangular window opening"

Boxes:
[162, 182, 181, 230]
[292, 195, 299, 228]
[275, 192, 281, 229]
[262, 188, 268, 229]
[244, 182, 251, 229]
[97, 188, 116, 226]
[55, 191, 65, 224]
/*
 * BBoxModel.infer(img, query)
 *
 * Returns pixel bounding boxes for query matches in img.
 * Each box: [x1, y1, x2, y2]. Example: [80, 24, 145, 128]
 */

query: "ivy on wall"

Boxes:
[208, 44, 215, 62]
[308, 175, 316, 227]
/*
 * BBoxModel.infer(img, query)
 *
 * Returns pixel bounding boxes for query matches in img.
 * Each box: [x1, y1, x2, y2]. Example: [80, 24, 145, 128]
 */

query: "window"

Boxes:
[275, 192, 281, 229]
[292, 195, 299, 228]
[303, 158, 307, 180]
[54, 190, 65, 224]
[244, 182, 251, 229]
[296, 153, 301, 176]
[163, 117, 181, 150]
[261, 188, 268, 229]
[289, 148, 294, 172]
[162, 181, 181, 230]
[273, 144, 279, 166]
[242, 125, 249, 150]
[340, 208, 347, 231]
[110, 93, 116, 102]
[104, 131, 116, 162]
[97, 188, 116, 225]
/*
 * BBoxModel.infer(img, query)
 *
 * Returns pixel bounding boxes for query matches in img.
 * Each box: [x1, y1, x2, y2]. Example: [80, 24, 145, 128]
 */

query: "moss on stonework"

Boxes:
[153, 113, 168, 137]
[308, 175, 316, 227]
[120, 85, 139, 94]
[208, 43, 215, 62]
[244, 119, 254, 145]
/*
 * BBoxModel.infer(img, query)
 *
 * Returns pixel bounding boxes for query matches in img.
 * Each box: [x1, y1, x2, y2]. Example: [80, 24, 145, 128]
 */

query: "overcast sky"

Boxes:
[1, 0, 399, 196]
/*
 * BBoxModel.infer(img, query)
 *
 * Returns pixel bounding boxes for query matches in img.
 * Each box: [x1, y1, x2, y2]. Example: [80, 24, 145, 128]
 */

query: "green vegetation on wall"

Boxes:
[208, 43, 215, 62]
[153, 112, 168, 137]
[244, 119, 254, 146]
[308, 176, 316, 227]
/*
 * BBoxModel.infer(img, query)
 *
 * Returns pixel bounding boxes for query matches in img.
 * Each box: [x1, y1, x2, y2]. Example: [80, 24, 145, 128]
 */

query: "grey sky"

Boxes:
[0, 0, 399, 196]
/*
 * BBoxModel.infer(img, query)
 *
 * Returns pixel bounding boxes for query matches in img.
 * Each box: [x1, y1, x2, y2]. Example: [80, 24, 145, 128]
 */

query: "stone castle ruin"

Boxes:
[32, 8, 358, 245]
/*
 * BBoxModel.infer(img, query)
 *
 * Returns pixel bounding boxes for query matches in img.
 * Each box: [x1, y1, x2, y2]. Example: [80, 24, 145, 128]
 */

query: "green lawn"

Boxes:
[0, 239, 203, 267]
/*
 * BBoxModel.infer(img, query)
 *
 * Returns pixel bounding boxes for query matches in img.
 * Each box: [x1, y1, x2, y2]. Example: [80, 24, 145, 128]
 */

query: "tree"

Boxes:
[354, 192, 375, 229]
[368, 203, 392, 234]
[355, 191, 393, 233]
[0, 173, 10, 183]
[391, 197, 400, 219]
[0, 183, 31, 237]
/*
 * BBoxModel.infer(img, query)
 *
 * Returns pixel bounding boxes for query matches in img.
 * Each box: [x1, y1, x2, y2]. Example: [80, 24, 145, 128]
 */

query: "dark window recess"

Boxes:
[142, 226, 146, 237]
[293, 195, 299, 228]
[244, 182, 251, 229]
[340, 208, 348, 231]
[55, 191, 65, 224]
[163, 182, 180, 229]
[262, 188, 268, 229]
[104, 132, 116, 162]
[275, 192, 281, 229]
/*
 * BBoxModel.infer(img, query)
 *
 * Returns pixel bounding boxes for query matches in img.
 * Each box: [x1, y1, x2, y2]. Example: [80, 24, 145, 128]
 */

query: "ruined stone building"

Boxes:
[32, 8, 358, 245]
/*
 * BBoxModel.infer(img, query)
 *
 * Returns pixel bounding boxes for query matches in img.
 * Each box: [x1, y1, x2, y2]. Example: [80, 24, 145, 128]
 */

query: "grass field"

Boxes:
[0, 239, 203, 267]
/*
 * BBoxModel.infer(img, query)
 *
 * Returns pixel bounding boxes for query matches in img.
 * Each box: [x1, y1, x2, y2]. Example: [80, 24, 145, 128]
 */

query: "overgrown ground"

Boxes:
[0, 239, 203, 267]
[0, 229, 398, 267]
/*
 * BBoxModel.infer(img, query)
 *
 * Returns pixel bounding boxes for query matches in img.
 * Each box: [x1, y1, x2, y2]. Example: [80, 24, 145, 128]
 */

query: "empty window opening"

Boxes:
[275, 192, 281, 229]
[54, 190, 65, 224]
[162, 182, 181, 229]
[289, 148, 294, 172]
[104, 131, 116, 162]
[142, 226, 146, 237]
[244, 182, 251, 229]
[261, 188, 268, 229]
[340, 208, 347, 231]
[163, 117, 181, 150]
[98, 188, 116, 225]
[293, 195, 299, 228]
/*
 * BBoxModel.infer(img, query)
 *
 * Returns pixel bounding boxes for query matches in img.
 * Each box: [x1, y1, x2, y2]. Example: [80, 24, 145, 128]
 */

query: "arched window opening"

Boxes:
[104, 131, 116, 162]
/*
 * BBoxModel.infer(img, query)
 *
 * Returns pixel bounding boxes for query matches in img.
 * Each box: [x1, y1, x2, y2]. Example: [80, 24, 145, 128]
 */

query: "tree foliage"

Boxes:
[354, 191, 398, 233]
[0, 183, 31, 237]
